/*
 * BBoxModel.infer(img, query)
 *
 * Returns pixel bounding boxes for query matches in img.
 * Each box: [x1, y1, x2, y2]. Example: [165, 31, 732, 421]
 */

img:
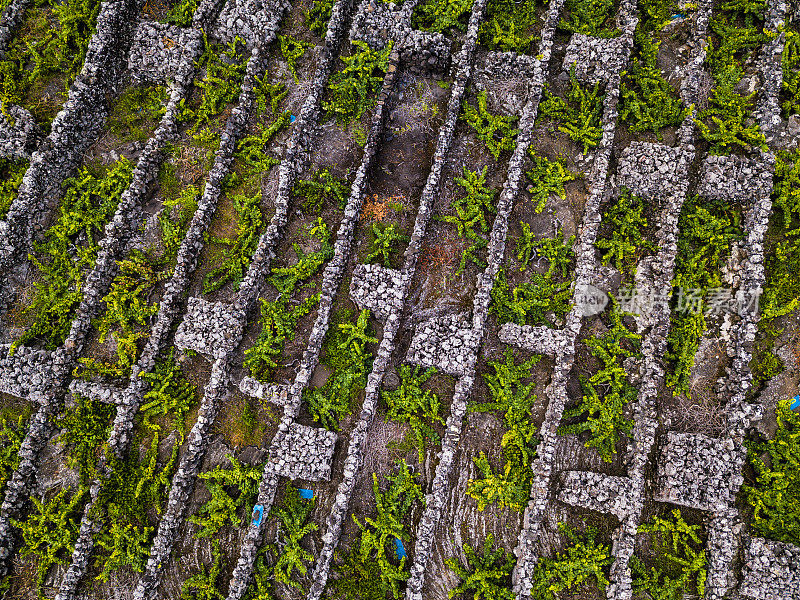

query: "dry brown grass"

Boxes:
[360, 417, 409, 484]
[672, 385, 728, 436]
[360, 193, 407, 222]
[419, 236, 461, 271]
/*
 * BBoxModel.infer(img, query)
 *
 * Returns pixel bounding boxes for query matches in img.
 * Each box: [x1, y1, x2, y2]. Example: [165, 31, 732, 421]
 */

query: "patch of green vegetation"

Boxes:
[94, 435, 178, 580]
[160, 184, 201, 261]
[13, 158, 133, 352]
[162, 0, 199, 26]
[279, 34, 313, 82]
[437, 166, 498, 273]
[330, 461, 424, 600]
[782, 29, 800, 118]
[744, 399, 800, 546]
[750, 149, 800, 391]
[139, 349, 197, 434]
[0, 158, 28, 219]
[190, 454, 262, 539]
[87, 353, 195, 581]
[694, 2, 769, 154]
[182, 37, 248, 133]
[367, 223, 409, 267]
[271, 485, 319, 590]
[306, 0, 335, 37]
[524, 150, 578, 214]
[620, 30, 687, 139]
[695, 64, 767, 154]
[665, 195, 742, 396]
[306, 309, 377, 430]
[324, 40, 393, 126]
[11, 486, 88, 599]
[468, 348, 541, 511]
[706, 4, 766, 74]
[558, 0, 619, 37]
[478, 0, 538, 52]
[516, 224, 574, 276]
[203, 191, 263, 294]
[538, 66, 604, 154]
[530, 523, 613, 599]
[244, 218, 333, 381]
[445, 534, 515, 600]
[232, 122, 287, 189]
[637, 0, 677, 31]
[631, 509, 707, 599]
[381, 365, 444, 463]
[77, 251, 163, 379]
[493, 227, 574, 327]
[411, 0, 473, 34]
[107, 85, 167, 142]
[294, 167, 350, 213]
[461, 91, 519, 159]
[245, 295, 321, 381]
[772, 148, 800, 236]
[595, 188, 656, 277]
[0, 415, 26, 497]
[0, 0, 102, 125]
[58, 395, 114, 484]
[180, 539, 225, 600]
[559, 308, 639, 462]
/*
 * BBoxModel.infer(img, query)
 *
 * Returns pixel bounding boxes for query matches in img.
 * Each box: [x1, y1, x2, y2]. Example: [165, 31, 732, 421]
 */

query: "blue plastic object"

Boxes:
[298, 488, 314, 500]
[671, 13, 685, 20]
[252, 504, 264, 527]
[290, 114, 296, 123]
[791, 395, 800, 410]
[394, 537, 407, 560]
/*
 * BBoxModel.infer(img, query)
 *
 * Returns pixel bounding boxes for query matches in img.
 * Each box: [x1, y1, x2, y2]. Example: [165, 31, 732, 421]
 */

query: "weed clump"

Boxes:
[436, 166, 498, 273]
[411, 0, 473, 34]
[467, 348, 541, 511]
[538, 66, 604, 154]
[492, 227, 574, 328]
[324, 40, 393, 126]
[559, 308, 639, 462]
[630, 510, 708, 598]
[328, 462, 424, 599]
[461, 91, 519, 159]
[381, 365, 444, 463]
[13, 158, 134, 352]
[445, 534, 515, 599]
[306, 309, 377, 430]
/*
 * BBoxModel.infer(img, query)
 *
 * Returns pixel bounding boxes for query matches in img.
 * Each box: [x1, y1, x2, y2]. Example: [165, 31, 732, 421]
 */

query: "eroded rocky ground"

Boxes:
[0, 0, 798, 598]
